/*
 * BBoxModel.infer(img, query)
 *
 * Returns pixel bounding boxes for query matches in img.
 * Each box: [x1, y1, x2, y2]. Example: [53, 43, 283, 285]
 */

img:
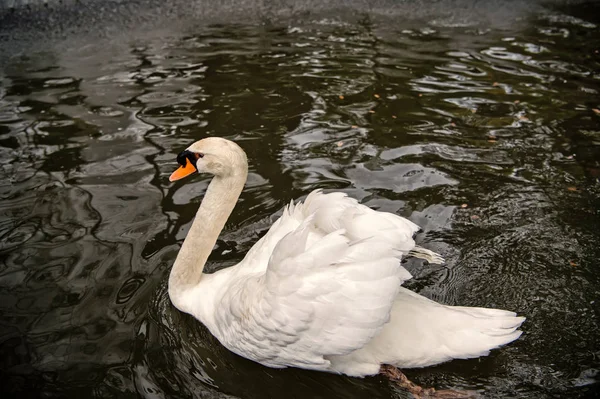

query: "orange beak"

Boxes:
[169, 160, 197, 182]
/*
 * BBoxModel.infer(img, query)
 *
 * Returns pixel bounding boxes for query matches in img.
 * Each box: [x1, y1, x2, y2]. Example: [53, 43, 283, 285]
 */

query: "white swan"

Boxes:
[168, 137, 524, 393]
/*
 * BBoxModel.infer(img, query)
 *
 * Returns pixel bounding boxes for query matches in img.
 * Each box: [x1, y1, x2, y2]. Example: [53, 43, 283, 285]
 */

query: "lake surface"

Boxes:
[1, 1, 599, 398]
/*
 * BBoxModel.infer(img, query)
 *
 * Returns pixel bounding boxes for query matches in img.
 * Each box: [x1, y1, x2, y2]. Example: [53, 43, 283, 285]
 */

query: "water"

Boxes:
[1, 1, 599, 398]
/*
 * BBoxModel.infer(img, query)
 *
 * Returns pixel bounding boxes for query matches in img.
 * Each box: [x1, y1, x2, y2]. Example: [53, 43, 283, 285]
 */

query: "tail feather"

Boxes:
[349, 287, 525, 369]
[451, 305, 517, 318]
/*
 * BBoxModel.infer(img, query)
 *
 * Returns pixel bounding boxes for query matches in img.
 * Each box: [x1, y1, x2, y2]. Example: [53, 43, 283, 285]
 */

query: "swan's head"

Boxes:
[169, 137, 248, 182]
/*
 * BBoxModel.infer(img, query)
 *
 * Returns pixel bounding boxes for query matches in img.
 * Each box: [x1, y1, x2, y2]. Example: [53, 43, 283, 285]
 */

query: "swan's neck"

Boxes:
[168, 171, 247, 305]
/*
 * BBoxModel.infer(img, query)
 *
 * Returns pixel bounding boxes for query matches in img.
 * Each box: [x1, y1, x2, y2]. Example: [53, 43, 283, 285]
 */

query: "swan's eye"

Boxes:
[177, 150, 201, 170]
[176, 151, 188, 166]
[197, 153, 204, 159]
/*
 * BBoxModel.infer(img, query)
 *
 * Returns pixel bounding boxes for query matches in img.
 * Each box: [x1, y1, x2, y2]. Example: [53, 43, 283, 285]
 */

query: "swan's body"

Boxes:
[168, 137, 524, 378]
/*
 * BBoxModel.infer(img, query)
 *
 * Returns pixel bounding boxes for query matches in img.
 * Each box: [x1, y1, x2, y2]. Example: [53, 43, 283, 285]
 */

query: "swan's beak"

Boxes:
[169, 161, 196, 182]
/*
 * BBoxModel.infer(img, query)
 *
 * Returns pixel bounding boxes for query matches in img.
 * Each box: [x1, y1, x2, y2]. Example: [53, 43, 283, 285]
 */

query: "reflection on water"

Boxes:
[1, 2, 599, 398]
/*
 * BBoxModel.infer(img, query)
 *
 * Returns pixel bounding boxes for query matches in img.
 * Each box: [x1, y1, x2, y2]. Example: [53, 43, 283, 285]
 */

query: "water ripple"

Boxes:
[1, 4, 599, 399]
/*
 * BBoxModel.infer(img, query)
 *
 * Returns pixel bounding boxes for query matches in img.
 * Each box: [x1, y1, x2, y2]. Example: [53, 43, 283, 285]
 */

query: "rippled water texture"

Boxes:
[1, 1, 600, 398]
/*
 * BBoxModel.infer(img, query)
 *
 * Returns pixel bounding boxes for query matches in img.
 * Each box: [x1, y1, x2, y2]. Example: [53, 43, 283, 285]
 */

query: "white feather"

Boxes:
[181, 190, 524, 376]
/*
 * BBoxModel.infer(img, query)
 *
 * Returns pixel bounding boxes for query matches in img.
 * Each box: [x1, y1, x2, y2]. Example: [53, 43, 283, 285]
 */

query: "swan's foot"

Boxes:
[380, 364, 435, 398]
[379, 365, 476, 399]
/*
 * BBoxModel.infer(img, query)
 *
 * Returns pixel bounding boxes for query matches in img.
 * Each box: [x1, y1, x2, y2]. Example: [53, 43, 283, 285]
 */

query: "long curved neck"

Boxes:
[168, 170, 247, 302]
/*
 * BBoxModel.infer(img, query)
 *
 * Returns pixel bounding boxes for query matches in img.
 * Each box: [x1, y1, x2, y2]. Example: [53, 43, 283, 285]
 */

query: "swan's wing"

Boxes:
[215, 190, 421, 370]
[239, 190, 421, 273]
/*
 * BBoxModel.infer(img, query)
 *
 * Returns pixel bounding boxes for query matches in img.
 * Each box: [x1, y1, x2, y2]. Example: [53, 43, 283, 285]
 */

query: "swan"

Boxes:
[167, 137, 525, 397]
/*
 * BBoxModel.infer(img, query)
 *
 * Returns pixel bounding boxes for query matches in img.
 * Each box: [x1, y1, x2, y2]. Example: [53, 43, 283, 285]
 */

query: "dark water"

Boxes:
[1, 1, 600, 398]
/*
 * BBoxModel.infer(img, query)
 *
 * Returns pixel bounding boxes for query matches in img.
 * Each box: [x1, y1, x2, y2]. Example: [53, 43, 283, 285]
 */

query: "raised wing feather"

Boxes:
[214, 190, 419, 369]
